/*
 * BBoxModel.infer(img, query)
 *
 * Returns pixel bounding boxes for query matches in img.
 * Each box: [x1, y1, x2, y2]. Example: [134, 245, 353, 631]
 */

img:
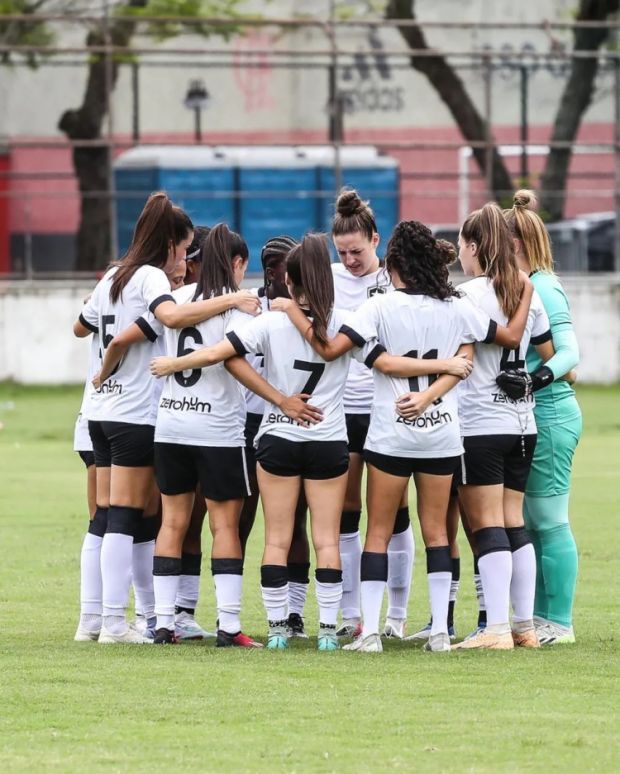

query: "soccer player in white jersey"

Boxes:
[278, 220, 536, 653]
[453, 203, 554, 651]
[330, 189, 414, 640]
[73, 193, 261, 644]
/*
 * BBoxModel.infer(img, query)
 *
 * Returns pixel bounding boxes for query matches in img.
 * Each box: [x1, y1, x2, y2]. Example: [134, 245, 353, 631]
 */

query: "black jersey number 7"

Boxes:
[293, 359, 325, 394]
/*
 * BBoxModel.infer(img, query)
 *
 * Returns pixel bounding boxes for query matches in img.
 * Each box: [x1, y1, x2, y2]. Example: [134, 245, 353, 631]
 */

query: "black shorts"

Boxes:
[88, 420, 154, 468]
[244, 412, 263, 475]
[77, 450, 95, 468]
[460, 434, 537, 492]
[365, 449, 460, 478]
[256, 434, 349, 480]
[345, 413, 370, 455]
[155, 442, 251, 501]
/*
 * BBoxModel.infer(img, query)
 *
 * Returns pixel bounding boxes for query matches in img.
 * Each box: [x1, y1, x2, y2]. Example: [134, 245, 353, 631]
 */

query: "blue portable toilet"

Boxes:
[217, 146, 319, 273]
[114, 146, 236, 255]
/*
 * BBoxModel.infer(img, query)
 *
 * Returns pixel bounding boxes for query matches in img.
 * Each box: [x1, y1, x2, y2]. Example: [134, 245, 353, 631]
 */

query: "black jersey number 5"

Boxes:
[293, 359, 325, 394]
[100, 314, 121, 376]
[174, 327, 204, 388]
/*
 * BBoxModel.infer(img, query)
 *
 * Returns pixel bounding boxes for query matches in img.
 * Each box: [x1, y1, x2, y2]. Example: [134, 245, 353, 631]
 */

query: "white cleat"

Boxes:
[175, 611, 215, 640]
[424, 633, 451, 652]
[98, 624, 153, 644]
[404, 621, 432, 641]
[74, 624, 101, 642]
[343, 633, 383, 653]
[383, 617, 406, 639]
[336, 618, 362, 639]
[535, 620, 576, 646]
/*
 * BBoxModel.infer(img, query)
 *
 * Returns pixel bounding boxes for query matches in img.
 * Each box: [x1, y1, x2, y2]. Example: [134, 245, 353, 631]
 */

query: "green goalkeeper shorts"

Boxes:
[525, 415, 582, 497]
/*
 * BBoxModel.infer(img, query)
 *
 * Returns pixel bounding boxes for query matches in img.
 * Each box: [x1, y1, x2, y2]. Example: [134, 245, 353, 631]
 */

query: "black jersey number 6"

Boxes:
[174, 327, 204, 388]
[293, 359, 325, 394]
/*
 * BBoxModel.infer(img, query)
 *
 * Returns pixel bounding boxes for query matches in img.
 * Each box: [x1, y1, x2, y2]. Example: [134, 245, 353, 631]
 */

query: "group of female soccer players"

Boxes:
[72, 185, 581, 653]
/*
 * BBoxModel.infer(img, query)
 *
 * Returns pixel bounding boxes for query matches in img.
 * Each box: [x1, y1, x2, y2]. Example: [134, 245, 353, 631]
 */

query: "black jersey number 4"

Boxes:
[293, 359, 325, 394]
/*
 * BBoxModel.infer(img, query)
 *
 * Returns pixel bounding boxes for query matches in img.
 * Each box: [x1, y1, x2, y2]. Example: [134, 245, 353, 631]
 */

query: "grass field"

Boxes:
[0, 383, 619, 773]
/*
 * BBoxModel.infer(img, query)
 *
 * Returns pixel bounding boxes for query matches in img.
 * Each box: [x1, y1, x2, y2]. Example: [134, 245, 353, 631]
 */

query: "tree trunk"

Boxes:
[58, 15, 140, 271]
[385, 0, 514, 204]
[540, 0, 619, 221]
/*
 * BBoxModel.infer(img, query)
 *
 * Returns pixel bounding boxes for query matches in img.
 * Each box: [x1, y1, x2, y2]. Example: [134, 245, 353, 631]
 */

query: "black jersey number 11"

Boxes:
[293, 359, 325, 394]
[404, 349, 442, 405]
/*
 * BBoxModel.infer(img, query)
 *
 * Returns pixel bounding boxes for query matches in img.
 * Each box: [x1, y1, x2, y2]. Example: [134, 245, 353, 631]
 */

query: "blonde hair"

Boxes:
[503, 189, 554, 273]
[461, 202, 521, 318]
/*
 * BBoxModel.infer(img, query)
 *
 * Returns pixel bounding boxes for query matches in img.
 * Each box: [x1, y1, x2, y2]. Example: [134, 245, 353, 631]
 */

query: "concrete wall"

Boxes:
[0, 275, 618, 385]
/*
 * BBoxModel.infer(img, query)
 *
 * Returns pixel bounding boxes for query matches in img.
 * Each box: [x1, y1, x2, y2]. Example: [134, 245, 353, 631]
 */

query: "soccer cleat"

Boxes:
[452, 629, 513, 650]
[98, 624, 153, 644]
[153, 627, 178, 645]
[536, 621, 576, 646]
[267, 623, 289, 650]
[343, 633, 383, 653]
[317, 625, 339, 651]
[216, 630, 264, 648]
[336, 618, 362, 639]
[175, 611, 215, 641]
[383, 617, 406, 639]
[424, 633, 451, 652]
[287, 613, 309, 639]
[463, 623, 487, 642]
[404, 621, 431, 641]
[74, 624, 101, 642]
[512, 628, 540, 648]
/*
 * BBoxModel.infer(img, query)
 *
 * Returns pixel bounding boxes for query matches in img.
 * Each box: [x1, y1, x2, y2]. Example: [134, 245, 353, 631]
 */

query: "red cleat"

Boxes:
[216, 630, 264, 648]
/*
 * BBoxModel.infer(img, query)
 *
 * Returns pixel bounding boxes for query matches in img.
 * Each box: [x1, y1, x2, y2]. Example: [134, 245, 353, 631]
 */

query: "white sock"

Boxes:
[449, 578, 460, 603]
[154, 574, 180, 630]
[288, 581, 309, 616]
[387, 525, 414, 619]
[80, 533, 102, 623]
[262, 583, 289, 623]
[340, 531, 362, 620]
[478, 551, 512, 627]
[176, 575, 200, 612]
[101, 533, 133, 620]
[428, 572, 452, 635]
[360, 580, 385, 638]
[474, 573, 486, 611]
[510, 543, 537, 624]
[315, 580, 343, 627]
[214, 574, 242, 634]
[132, 540, 155, 621]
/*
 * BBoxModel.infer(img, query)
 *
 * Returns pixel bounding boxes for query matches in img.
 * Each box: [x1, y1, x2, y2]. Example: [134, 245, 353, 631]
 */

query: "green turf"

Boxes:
[0, 383, 619, 772]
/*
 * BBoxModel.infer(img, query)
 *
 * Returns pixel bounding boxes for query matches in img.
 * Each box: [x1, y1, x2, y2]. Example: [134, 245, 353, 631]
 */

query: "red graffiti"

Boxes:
[233, 31, 276, 113]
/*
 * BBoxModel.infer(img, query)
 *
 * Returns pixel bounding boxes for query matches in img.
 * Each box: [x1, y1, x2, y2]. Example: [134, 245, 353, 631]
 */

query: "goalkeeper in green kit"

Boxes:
[499, 190, 581, 645]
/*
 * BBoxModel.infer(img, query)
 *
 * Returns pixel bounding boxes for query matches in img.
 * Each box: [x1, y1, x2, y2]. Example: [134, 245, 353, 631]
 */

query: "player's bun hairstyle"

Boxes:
[332, 188, 378, 241]
[110, 192, 193, 303]
[195, 223, 248, 300]
[186, 225, 212, 262]
[286, 233, 334, 346]
[385, 220, 458, 301]
[503, 189, 554, 274]
[461, 202, 521, 318]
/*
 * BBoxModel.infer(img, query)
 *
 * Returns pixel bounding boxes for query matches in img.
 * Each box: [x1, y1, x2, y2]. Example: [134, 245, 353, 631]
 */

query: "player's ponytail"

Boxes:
[332, 187, 377, 241]
[503, 189, 554, 273]
[195, 223, 248, 300]
[461, 202, 521, 318]
[286, 233, 334, 346]
[385, 220, 458, 300]
[110, 192, 193, 303]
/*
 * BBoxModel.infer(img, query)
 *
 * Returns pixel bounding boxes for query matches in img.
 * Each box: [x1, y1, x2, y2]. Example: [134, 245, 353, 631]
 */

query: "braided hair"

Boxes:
[385, 220, 458, 300]
[260, 235, 298, 291]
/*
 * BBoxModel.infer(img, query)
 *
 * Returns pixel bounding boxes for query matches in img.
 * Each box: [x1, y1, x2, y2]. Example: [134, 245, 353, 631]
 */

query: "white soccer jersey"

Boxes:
[228, 308, 358, 444]
[342, 290, 495, 458]
[153, 284, 251, 447]
[244, 290, 270, 417]
[458, 276, 552, 437]
[73, 333, 100, 451]
[332, 262, 393, 414]
[79, 265, 173, 425]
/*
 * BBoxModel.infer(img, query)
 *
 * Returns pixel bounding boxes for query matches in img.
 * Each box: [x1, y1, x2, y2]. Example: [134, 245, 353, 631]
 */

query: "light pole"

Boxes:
[184, 79, 210, 143]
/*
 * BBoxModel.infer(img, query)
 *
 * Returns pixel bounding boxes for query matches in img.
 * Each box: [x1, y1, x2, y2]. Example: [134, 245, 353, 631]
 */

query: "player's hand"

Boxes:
[495, 369, 531, 400]
[279, 393, 324, 425]
[395, 391, 432, 419]
[562, 369, 578, 385]
[232, 290, 261, 316]
[444, 355, 473, 379]
[92, 371, 102, 390]
[270, 297, 294, 313]
[150, 356, 176, 378]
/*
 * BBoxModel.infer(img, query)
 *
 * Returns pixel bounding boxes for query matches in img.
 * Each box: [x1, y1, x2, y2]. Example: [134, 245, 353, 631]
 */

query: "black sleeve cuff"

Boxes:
[483, 320, 497, 344]
[531, 365, 554, 392]
[149, 294, 174, 313]
[226, 331, 248, 356]
[78, 313, 98, 334]
[339, 324, 366, 348]
[364, 343, 387, 369]
[531, 329, 552, 345]
[135, 316, 158, 343]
